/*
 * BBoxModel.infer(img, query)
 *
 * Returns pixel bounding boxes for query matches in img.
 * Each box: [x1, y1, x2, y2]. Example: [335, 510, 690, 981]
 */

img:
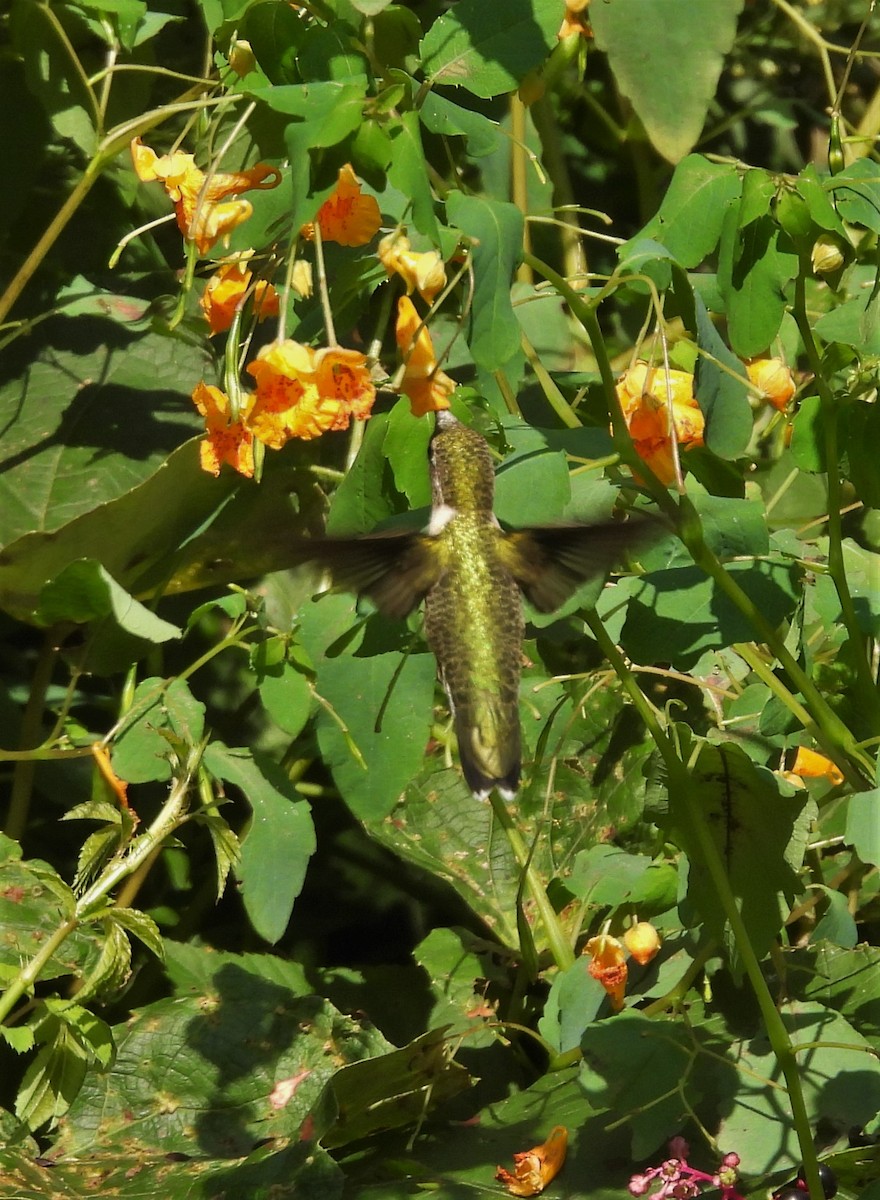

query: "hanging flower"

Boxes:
[378, 230, 447, 303]
[495, 1126, 568, 1197]
[584, 933, 628, 1012]
[200, 259, 280, 334]
[559, 0, 591, 38]
[616, 361, 705, 486]
[746, 358, 795, 412]
[191, 382, 255, 477]
[788, 746, 844, 787]
[301, 164, 382, 247]
[130, 138, 281, 254]
[245, 340, 374, 447]
[624, 921, 662, 966]
[395, 295, 455, 417]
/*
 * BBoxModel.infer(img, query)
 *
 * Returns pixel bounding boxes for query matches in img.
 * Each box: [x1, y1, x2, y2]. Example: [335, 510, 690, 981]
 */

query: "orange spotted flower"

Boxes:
[616, 361, 705, 486]
[746, 358, 795, 412]
[395, 296, 455, 417]
[378, 230, 447, 304]
[200, 260, 280, 334]
[245, 340, 375, 448]
[301, 164, 382, 247]
[584, 933, 628, 1012]
[496, 1126, 568, 1197]
[191, 382, 255, 477]
[131, 138, 281, 255]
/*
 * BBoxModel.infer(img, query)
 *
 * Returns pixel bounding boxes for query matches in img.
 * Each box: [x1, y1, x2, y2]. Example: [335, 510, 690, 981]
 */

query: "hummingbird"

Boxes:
[292, 410, 652, 799]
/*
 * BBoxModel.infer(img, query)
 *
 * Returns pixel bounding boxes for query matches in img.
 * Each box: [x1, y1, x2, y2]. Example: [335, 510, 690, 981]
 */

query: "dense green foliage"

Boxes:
[1, 1, 880, 1198]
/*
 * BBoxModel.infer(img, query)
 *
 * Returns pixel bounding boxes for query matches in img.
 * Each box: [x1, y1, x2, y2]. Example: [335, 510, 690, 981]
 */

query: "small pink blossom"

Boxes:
[627, 1138, 746, 1200]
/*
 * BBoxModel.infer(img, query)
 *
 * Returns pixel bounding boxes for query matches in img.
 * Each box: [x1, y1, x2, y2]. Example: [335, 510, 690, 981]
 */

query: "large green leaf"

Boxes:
[591, 0, 743, 163]
[628, 155, 742, 265]
[204, 743, 317, 944]
[717, 198, 798, 357]
[445, 191, 523, 372]
[420, 0, 559, 98]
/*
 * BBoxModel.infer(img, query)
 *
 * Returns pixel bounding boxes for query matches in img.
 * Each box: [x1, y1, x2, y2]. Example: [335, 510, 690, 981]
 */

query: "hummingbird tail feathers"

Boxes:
[453, 707, 521, 800]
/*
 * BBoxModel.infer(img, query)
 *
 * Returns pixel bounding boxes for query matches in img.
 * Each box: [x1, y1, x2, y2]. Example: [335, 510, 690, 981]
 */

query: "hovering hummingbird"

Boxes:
[292, 411, 653, 799]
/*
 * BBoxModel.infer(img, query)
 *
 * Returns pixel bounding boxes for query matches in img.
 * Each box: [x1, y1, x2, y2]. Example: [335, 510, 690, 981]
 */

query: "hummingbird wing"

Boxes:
[499, 519, 653, 613]
[287, 532, 441, 621]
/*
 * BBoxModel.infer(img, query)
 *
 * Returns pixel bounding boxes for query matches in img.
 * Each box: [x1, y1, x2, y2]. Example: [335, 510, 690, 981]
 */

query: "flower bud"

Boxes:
[746, 358, 795, 412]
[229, 40, 256, 78]
[624, 921, 662, 965]
[811, 232, 846, 275]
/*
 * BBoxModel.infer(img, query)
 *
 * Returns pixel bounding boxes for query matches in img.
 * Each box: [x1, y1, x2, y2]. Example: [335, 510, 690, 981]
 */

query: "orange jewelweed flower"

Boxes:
[378, 230, 447, 304]
[302, 164, 381, 247]
[200, 260, 280, 334]
[191, 382, 255, 477]
[616, 361, 704, 486]
[584, 933, 628, 1012]
[788, 746, 844, 787]
[246, 340, 374, 447]
[496, 1126, 568, 1197]
[746, 358, 795, 412]
[624, 921, 662, 966]
[131, 137, 281, 255]
[395, 295, 454, 417]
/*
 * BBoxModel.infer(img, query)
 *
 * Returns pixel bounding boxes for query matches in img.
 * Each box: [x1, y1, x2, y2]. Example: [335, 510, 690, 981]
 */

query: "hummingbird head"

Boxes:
[430, 412, 496, 512]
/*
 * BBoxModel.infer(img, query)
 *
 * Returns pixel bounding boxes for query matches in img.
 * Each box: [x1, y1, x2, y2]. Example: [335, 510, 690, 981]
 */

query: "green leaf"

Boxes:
[446, 191, 523, 371]
[204, 743, 316, 943]
[257, 659, 313, 739]
[387, 111, 440, 240]
[326, 411, 399, 534]
[35, 560, 181, 641]
[112, 678, 205, 783]
[694, 293, 753, 458]
[539, 958, 605, 1053]
[845, 788, 880, 867]
[811, 888, 858, 949]
[420, 0, 559, 98]
[109, 907, 165, 961]
[414, 927, 499, 1042]
[50, 974, 392, 1159]
[591, 0, 744, 163]
[314, 649, 436, 821]
[717, 203, 798, 357]
[383, 399, 432, 509]
[628, 155, 742, 266]
[242, 79, 367, 140]
[668, 740, 808, 963]
[495, 442, 570, 525]
[15, 1026, 89, 1131]
[828, 158, 880, 233]
[622, 560, 800, 670]
[420, 92, 500, 157]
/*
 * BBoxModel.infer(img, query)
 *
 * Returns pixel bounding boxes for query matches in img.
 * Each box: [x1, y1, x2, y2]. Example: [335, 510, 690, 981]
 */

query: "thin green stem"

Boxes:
[4, 634, 59, 840]
[488, 792, 575, 971]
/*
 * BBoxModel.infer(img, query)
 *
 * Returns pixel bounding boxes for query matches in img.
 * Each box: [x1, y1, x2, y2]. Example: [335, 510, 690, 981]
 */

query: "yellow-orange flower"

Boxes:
[301, 164, 381, 247]
[395, 296, 455, 417]
[558, 0, 591, 39]
[624, 921, 662, 966]
[191, 382, 255, 477]
[200, 260, 280, 334]
[616, 361, 704, 486]
[496, 1126, 568, 1197]
[788, 746, 844, 787]
[378, 230, 447, 304]
[584, 933, 628, 1012]
[245, 340, 375, 447]
[131, 137, 281, 254]
[746, 358, 795, 412]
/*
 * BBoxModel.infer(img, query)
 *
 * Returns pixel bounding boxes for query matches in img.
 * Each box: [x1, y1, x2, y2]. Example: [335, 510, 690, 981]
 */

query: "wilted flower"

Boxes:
[291, 259, 314, 298]
[246, 340, 374, 447]
[745, 358, 795, 412]
[379, 230, 447, 303]
[584, 933, 628, 1012]
[616, 361, 704, 486]
[200, 259, 280, 334]
[395, 295, 455, 417]
[191, 382, 255, 477]
[131, 138, 281, 255]
[496, 1126, 568, 1196]
[228, 39, 257, 78]
[624, 921, 662, 966]
[301, 164, 381, 247]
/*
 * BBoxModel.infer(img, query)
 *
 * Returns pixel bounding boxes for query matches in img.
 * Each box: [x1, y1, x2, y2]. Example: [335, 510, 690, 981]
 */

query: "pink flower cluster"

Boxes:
[629, 1138, 745, 1200]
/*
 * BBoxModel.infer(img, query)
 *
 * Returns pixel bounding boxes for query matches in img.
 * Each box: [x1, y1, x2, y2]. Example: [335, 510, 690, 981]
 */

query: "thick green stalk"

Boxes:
[584, 608, 824, 1200]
